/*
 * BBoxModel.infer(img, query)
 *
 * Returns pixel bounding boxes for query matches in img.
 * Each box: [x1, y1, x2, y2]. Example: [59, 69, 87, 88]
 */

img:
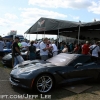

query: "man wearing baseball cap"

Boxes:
[12, 36, 21, 67]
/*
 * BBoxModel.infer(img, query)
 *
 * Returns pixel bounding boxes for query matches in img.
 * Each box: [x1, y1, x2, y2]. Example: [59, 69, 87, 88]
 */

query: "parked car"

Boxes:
[10, 53, 100, 93]
[3, 49, 12, 55]
[2, 49, 40, 67]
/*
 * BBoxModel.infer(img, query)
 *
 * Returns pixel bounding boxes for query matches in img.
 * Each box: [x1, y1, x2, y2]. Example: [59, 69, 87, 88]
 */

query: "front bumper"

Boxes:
[9, 75, 33, 89]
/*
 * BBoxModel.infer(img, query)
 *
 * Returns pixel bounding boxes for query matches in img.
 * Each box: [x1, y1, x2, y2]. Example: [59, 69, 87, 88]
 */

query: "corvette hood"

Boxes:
[11, 60, 56, 75]
[17, 60, 55, 68]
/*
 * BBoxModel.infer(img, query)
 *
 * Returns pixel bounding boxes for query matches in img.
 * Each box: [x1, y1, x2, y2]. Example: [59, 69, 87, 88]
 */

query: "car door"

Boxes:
[65, 55, 92, 79]
[84, 57, 100, 79]
[56, 55, 90, 79]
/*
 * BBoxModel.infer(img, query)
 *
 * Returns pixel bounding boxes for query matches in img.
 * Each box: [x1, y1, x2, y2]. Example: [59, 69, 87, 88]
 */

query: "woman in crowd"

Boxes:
[51, 41, 58, 56]
[73, 44, 79, 54]
[27, 41, 36, 60]
[62, 44, 68, 53]
[59, 42, 64, 52]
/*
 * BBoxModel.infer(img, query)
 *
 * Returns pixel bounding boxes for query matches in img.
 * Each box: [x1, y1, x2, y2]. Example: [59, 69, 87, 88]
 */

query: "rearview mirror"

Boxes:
[74, 63, 83, 68]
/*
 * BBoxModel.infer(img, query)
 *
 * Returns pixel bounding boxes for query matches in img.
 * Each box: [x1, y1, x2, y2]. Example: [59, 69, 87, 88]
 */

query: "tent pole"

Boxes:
[36, 32, 38, 40]
[29, 34, 30, 41]
[42, 33, 43, 39]
[25, 34, 27, 39]
[78, 22, 81, 44]
[24, 33, 25, 39]
[44, 31, 45, 38]
[57, 29, 59, 47]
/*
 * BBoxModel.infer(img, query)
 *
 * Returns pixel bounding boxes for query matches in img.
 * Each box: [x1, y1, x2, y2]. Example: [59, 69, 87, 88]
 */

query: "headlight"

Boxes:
[19, 69, 33, 73]
[20, 71, 32, 75]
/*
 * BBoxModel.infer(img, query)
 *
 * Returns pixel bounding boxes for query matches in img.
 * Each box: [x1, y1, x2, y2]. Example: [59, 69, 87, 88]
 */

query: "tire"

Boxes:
[33, 74, 53, 93]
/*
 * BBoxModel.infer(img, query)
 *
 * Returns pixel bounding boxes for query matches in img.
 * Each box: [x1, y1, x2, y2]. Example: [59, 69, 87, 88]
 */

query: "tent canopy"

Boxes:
[25, 17, 80, 34]
[25, 17, 100, 40]
[80, 21, 100, 31]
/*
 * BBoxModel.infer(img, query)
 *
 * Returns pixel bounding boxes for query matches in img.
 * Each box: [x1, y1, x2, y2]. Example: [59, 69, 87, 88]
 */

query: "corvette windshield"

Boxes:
[47, 53, 77, 66]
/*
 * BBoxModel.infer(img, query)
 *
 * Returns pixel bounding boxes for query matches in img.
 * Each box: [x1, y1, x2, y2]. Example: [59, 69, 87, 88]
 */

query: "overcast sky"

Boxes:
[0, 0, 100, 40]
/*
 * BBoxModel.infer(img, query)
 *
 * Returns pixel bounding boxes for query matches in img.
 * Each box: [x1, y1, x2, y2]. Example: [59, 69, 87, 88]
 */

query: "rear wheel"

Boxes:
[34, 74, 53, 93]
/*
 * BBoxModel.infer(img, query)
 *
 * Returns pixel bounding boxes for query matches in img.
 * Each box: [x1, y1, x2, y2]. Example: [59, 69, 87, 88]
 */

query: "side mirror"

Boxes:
[74, 63, 83, 68]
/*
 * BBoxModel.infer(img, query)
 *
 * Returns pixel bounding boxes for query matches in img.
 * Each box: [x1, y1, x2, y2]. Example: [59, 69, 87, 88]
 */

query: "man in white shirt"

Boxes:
[36, 42, 40, 49]
[89, 42, 100, 57]
[51, 41, 58, 56]
[40, 38, 51, 61]
[21, 40, 28, 51]
[33, 41, 40, 49]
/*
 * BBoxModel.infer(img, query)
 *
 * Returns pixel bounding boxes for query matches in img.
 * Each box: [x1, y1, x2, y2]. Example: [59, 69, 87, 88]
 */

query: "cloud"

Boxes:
[69, 15, 80, 20]
[28, 0, 92, 9]
[4, 13, 18, 19]
[0, 17, 14, 36]
[0, 17, 14, 26]
[88, 1, 100, 14]
[20, 8, 67, 25]
[0, 10, 66, 36]
[28, 0, 100, 15]
[0, 16, 28, 36]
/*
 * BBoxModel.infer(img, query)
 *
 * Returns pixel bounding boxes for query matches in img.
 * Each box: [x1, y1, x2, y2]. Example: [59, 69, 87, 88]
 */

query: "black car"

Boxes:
[10, 53, 100, 93]
[2, 49, 40, 67]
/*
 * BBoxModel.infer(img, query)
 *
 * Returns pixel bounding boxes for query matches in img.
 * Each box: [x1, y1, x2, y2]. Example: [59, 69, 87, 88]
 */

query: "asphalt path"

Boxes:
[0, 67, 40, 100]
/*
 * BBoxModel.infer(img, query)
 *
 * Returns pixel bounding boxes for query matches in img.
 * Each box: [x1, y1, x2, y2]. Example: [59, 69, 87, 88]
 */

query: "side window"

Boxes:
[90, 56, 99, 63]
[69, 56, 91, 66]
[84, 57, 93, 64]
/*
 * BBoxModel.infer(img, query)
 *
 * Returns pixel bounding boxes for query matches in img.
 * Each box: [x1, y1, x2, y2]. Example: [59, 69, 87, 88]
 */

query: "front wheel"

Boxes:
[34, 74, 53, 93]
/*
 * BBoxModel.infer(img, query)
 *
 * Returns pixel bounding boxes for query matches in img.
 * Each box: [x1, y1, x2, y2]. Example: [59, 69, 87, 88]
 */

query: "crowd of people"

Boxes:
[0, 36, 100, 67]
